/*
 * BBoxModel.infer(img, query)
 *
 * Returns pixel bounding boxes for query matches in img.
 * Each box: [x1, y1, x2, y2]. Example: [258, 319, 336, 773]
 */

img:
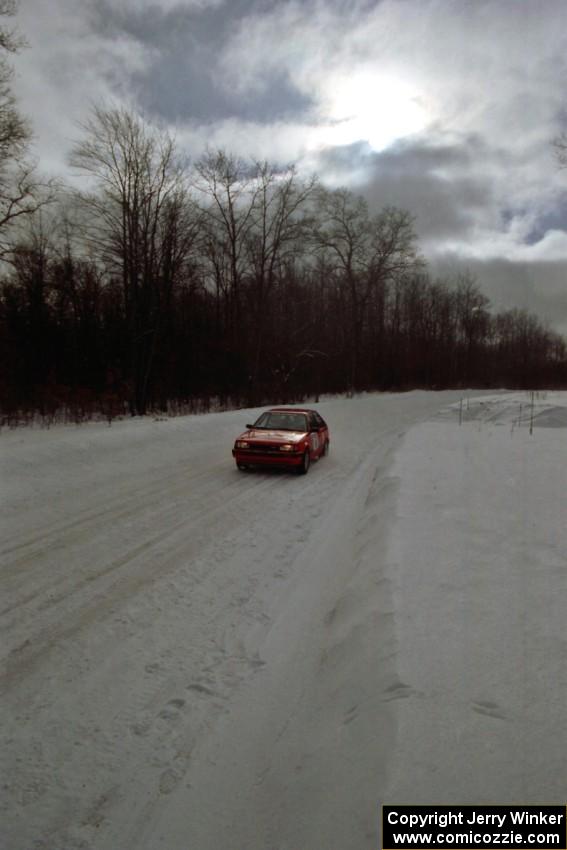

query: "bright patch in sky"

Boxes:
[309, 72, 429, 152]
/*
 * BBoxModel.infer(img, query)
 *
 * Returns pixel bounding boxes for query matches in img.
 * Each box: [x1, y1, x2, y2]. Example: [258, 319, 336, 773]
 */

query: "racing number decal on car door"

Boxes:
[310, 433, 319, 452]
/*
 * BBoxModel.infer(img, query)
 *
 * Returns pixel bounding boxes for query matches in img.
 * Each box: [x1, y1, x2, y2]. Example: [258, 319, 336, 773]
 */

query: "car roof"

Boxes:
[267, 407, 315, 414]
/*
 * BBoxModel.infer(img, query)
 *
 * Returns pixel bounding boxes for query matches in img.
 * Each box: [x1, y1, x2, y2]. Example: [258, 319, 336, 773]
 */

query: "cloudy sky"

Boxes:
[11, 0, 567, 333]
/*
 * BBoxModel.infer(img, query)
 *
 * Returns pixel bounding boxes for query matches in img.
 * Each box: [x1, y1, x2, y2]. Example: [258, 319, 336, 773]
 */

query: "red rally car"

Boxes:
[232, 407, 330, 475]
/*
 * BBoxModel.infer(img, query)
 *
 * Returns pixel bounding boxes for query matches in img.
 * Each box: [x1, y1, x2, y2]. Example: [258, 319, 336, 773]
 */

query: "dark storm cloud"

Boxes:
[315, 132, 567, 332]
[431, 255, 567, 335]
[86, 0, 314, 124]
[316, 135, 500, 242]
[523, 196, 567, 245]
[133, 59, 313, 124]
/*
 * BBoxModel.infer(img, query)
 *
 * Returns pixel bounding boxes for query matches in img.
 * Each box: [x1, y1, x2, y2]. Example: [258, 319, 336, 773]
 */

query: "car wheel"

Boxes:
[298, 450, 310, 475]
[237, 463, 248, 471]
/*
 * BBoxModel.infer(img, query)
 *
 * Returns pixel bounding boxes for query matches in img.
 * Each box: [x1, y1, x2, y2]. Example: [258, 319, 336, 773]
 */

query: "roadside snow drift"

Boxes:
[1, 391, 566, 850]
[385, 392, 567, 806]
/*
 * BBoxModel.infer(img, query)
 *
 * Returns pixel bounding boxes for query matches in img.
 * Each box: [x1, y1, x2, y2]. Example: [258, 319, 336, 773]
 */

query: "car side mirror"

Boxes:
[246, 423, 253, 429]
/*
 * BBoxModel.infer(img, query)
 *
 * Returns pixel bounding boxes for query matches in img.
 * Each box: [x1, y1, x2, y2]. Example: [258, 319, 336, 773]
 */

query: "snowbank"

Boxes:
[2, 390, 566, 850]
[385, 391, 567, 804]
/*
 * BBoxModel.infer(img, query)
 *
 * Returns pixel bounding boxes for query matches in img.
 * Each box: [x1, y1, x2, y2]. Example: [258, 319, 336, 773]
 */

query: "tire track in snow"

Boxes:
[136, 435, 404, 850]
[2, 462, 340, 850]
[0, 462, 290, 625]
[1, 392, 471, 850]
[1, 460, 235, 568]
[0, 470, 293, 690]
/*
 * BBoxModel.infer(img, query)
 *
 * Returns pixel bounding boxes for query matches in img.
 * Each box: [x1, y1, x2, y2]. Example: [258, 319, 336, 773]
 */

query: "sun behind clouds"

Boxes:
[309, 70, 430, 152]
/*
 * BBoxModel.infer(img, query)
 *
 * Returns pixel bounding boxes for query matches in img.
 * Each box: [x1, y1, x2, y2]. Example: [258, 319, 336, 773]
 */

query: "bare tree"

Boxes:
[69, 105, 197, 414]
[244, 161, 317, 400]
[0, 1, 27, 158]
[194, 150, 260, 342]
[313, 187, 422, 389]
[0, 1, 55, 260]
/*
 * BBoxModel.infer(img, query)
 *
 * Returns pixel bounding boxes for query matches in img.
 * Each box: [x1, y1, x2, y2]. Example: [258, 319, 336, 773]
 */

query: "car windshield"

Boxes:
[253, 411, 308, 432]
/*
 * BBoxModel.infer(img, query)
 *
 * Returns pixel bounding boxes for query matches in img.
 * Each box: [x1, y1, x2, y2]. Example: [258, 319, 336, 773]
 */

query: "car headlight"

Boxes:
[279, 444, 295, 451]
[236, 440, 249, 449]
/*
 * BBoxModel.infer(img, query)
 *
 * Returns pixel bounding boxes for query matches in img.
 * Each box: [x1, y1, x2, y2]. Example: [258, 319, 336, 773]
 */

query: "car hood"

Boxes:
[239, 429, 308, 443]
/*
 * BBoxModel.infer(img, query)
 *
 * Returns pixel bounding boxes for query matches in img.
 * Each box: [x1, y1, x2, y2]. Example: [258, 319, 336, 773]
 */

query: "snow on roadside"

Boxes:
[2, 389, 566, 850]
[1, 391, 462, 850]
[384, 391, 567, 804]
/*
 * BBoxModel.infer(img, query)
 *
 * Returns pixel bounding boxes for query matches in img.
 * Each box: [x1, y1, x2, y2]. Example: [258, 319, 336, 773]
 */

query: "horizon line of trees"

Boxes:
[0, 112, 565, 424]
[0, 4, 565, 423]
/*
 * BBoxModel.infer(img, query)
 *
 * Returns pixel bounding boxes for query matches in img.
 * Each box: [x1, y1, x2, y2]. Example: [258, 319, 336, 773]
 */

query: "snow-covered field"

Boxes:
[1, 391, 566, 850]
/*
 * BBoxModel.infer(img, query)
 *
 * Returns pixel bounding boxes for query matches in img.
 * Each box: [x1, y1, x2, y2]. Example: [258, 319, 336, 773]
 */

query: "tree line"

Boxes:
[0, 10, 565, 423]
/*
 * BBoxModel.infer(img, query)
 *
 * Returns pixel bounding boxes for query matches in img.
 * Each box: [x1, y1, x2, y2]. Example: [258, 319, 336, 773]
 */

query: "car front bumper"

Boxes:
[232, 448, 304, 468]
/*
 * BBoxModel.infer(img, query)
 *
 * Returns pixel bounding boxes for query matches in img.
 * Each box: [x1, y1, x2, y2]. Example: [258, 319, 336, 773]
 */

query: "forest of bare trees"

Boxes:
[0, 5, 565, 424]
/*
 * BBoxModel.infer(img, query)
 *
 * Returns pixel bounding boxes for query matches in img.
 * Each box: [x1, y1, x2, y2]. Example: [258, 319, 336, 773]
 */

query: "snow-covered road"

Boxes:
[2, 391, 566, 850]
